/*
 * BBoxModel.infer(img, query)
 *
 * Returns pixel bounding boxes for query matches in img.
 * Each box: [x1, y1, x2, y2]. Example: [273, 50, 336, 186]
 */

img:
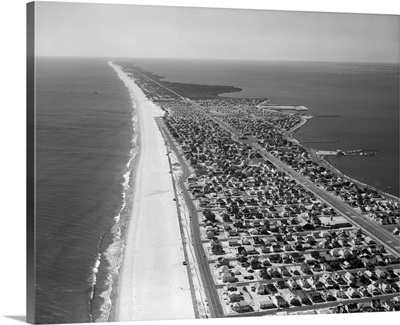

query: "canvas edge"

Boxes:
[27, 2, 36, 324]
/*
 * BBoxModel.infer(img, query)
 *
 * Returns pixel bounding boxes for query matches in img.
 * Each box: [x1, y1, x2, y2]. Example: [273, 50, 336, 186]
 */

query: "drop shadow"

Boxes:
[4, 316, 27, 323]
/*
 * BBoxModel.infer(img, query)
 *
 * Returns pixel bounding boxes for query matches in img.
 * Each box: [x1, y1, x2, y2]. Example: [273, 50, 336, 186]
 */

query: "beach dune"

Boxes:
[109, 62, 195, 321]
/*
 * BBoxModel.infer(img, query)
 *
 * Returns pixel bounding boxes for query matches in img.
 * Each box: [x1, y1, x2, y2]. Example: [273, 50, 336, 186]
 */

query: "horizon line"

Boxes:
[35, 55, 399, 65]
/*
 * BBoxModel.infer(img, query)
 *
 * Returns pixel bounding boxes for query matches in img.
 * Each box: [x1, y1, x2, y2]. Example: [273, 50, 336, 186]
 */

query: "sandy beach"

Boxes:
[109, 62, 195, 321]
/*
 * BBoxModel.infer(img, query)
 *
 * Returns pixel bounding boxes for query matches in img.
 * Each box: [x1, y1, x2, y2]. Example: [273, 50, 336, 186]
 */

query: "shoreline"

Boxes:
[108, 61, 195, 321]
[106, 71, 142, 323]
[102, 62, 143, 323]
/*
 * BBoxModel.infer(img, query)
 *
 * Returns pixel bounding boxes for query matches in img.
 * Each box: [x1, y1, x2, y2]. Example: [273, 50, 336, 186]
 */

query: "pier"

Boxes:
[301, 140, 339, 144]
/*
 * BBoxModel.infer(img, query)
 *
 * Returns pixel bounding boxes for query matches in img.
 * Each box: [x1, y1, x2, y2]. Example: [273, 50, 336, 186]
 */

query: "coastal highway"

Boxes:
[252, 143, 400, 256]
[130, 67, 187, 101]
[210, 113, 400, 257]
[156, 119, 225, 318]
[198, 111, 400, 257]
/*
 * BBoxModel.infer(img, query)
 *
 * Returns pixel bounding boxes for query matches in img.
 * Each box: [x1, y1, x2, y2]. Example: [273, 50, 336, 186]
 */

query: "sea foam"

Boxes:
[93, 61, 140, 322]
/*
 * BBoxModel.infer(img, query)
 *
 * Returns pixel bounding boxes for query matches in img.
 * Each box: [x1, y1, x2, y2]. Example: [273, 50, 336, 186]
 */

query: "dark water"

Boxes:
[35, 57, 398, 324]
[35, 57, 135, 323]
[127, 59, 399, 197]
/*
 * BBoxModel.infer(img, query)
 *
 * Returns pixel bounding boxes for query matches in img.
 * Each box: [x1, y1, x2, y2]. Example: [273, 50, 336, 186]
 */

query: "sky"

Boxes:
[35, 1, 399, 63]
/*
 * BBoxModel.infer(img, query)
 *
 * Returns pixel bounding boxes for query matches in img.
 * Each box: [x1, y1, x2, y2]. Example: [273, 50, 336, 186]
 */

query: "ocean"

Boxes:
[35, 57, 137, 323]
[35, 57, 398, 323]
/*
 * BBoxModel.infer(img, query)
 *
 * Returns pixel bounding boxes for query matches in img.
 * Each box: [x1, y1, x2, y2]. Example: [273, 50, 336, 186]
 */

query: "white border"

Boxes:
[0, 1, 398, 325]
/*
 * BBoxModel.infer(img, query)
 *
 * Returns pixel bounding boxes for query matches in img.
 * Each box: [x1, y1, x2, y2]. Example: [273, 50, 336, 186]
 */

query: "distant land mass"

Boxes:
[131, 65, 243, 99]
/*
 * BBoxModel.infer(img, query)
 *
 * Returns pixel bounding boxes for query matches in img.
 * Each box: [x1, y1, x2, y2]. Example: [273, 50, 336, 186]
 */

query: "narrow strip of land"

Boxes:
[110, 62, 195, 321]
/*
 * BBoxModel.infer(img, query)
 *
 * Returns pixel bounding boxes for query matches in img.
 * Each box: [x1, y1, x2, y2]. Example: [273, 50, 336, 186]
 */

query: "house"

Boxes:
[382, 300, 399, 311]
[364, 236, 376, 244]
[285, 234, 295, 241]
[357, 285, 370, 297]
[228, 291, 242, 302]
[335, 290, 348, 299]
[308, 291, 325, 303]
[255, 283, 269, 295]
[272, 244, 283, 252]
[249, 257, 262, 269]
[219, 265, 229, 274]
[283, 244, 293, 252]
[247, 228, 259, 236]
[367, 284, 380, 296]
[375, 269, 387, 279]
[241, 237, 251, 245]
[222, 272, 236, 283]
[300, 264, 313, 275]
[261, 257, 271, 266]
[246, 245, 259, 255]
[297, 278, 312, 291]
[322, 290, 336, 302]
[319, 230, 330, 238]
[314, 279, 325, 290]
[306, 235, 316, 244]
[344, 271, 355, 283]
[228, 240, 240, 247]
[232, 301, 252, 313]
[272, 294, 289, 308]
[206, 230, 215, 239]
[287, 279, 300, 290]
[211, 241, 224, 254]
[228, 229, 238, 236]
[268, 267, 282, 278]
[341, 261, 351, 270]
[283, 290, 302, 306]
[351, 238, 362, 245]
[330, 248, 342, 258]
[258, 297, 277, 310]
[297, 290, 312, 305]
[300, 221, 315, 230]
[346, 287, 360, 298]
[291, 252, 304, 263]
[345, 303, 360, 313]
[237, 246, 248, 256]
[258, 268, 271, 280]
[304, 254, 317, 265]
[292, 243, 304, 251]
[365, 270, 377, 280]
[217, 257, 230, 267]
[384, 255, 399, 264]
[253, 237, 264, 247]
[225, 282, 237, 291]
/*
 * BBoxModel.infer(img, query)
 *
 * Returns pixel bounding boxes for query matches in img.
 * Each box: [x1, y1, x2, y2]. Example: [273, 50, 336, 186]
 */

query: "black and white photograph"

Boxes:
[2, 1, 400, 325]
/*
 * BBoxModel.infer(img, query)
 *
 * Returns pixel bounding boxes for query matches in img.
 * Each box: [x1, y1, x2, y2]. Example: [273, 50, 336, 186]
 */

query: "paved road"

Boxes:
[253, 144, 400, 256]
[157, 119, 225, 318]
[208, 115, 400, 257]
[130, 68, 188, 101]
